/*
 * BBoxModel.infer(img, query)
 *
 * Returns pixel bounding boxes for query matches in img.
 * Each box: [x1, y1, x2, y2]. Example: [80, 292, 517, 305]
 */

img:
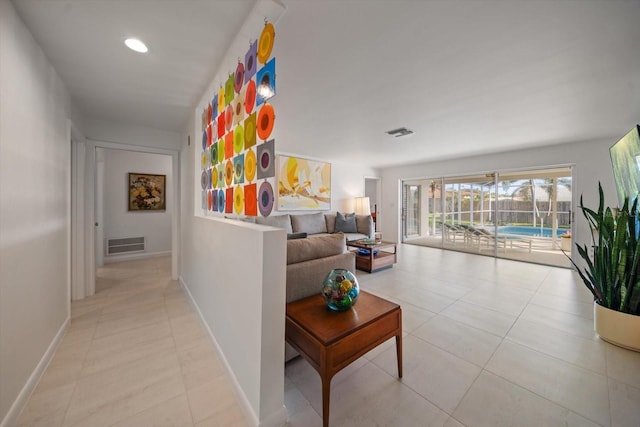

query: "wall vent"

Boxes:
[106, 237, 146, 255]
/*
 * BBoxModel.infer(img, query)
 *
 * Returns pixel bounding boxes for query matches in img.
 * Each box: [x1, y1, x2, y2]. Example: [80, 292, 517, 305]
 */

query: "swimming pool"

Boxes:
[498, 226, 568, 238]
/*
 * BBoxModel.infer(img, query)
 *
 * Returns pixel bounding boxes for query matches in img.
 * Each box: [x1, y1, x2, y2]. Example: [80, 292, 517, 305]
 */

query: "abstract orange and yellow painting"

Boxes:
[276, 155, 331, 210]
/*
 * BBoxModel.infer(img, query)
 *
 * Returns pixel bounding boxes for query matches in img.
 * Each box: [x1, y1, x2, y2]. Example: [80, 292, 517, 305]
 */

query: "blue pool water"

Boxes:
[498, 226, 568, 238]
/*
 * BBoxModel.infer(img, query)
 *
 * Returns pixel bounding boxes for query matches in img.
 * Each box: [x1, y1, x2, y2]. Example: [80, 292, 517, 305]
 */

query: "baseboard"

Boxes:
[1, 316, 69, 427]
[258, 405, 288, 427]
[178, 276, 261, 427]
[103, 250, 171, 264]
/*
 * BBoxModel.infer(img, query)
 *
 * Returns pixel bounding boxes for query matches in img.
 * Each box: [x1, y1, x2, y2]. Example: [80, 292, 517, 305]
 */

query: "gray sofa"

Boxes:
[283, 233, 355, 361]
[255, 212, 374, 241]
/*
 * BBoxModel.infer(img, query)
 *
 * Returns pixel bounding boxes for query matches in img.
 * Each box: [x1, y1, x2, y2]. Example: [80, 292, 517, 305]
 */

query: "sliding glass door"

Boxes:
[402, 184, 421, 238]
[402, 167, 573, 267]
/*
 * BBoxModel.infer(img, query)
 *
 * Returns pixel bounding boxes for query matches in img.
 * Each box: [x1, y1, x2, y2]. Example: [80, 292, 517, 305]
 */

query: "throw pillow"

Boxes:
[335, 212, 357, 233]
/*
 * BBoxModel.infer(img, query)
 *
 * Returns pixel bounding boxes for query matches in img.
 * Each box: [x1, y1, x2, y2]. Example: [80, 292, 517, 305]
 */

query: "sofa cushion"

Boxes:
[286, 233, 346, 265]
[355, 214, 374, 237]
[291, 212, 327, 234]
[335, 212, 357, 233]
[325, 213, 337, 233]
[255, 214, 293, 234]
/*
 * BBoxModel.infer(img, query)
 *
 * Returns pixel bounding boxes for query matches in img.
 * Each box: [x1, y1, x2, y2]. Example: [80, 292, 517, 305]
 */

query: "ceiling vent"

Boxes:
[386, 127, 414, 138]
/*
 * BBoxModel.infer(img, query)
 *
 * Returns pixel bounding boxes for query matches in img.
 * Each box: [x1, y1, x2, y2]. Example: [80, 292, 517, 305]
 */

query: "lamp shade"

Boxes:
[354, 197, 371, 216]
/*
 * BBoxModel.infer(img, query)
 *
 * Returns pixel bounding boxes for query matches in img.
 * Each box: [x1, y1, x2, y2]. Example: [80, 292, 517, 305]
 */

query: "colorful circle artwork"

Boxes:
[234, 185, 244, 214]
[257, 103, 275, 140]
[200, 170, 208, 190]
[217, 113, 225, 138]
[218, 86, 225, 113]
[225, 105, 233, 131]
[234, 125, 244, 153]
[245, 80, 256, 114]
[207, 190, 213, 210]
[217, 189, 225, 213]
[245, 149, 256, 182]
[257, 23, 275, 64]
[210, 142, 218, 165]
[224, 160, 233, 186]
[218, 168, 224, 189]
[258, 149, 272, 177]
[218, 139, 225, 163]
[211, 166, 218, 187]
[211, 95, 218, 119]
[212, 189, 218, 212]
[201, 152, 207, 169]
[258, 181, 274, 217]
[234, 62, 245, 94]
[234, 154, 244, 184]
[245, 41, 257, 83]
[202, 130, 207, 151]
[244, 112, 256, 149]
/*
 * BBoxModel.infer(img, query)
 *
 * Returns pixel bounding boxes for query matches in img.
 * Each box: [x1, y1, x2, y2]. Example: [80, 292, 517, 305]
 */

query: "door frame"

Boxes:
[71, 135, 180, 300]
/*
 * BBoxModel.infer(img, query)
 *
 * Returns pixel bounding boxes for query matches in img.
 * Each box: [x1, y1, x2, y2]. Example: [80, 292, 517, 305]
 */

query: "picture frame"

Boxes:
[276, 155, 331, 211]
[128, 173, 166, 211]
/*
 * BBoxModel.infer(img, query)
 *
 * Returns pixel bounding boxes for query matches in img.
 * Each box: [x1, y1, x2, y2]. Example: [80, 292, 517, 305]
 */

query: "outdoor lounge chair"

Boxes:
[462, 225, 532, 253]
[442, 223, 468, 245]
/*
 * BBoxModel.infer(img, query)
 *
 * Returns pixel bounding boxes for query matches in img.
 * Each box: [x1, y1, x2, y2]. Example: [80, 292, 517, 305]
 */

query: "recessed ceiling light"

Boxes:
[124, 38, 148, 53]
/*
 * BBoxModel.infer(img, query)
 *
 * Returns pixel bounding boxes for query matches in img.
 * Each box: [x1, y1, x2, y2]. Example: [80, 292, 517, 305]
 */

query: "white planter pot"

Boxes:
[561, 237, 571, 252]
[594, 302, 640, 352]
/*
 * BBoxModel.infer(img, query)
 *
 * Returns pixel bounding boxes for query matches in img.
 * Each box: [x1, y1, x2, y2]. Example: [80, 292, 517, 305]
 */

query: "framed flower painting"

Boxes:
[128, 173, 166, 211]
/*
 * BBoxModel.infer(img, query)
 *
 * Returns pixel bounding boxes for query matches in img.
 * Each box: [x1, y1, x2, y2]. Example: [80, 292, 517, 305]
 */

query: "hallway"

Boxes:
[17, 256, 248, 426]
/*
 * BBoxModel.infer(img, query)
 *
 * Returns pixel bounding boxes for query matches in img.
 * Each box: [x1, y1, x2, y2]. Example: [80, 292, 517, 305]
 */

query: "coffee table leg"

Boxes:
[396, 333, 403, 378]
[322, 376, 331, 427]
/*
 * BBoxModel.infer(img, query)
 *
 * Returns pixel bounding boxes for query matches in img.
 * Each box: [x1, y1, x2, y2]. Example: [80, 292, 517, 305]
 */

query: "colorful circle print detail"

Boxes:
[225, 105, 233, 131]
[245, 80, 256, 114]
[245, 149, 256, 182]
[257, 103, 275, 140]
[200, 170, 207, 190]
[211, 166, 218, 188]
[234, 62, 245, 94]
[224, 160, 233, 186]
[257, 22, 275, 64]
[258, 181, 274, 217]
[233, 125, 244, 153]
[233, 185, 244, 214]
[217, 189, 225, 213]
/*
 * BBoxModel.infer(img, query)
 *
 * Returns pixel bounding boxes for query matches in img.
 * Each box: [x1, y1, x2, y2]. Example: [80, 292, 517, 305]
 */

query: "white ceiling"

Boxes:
[12, 0, 640, 168]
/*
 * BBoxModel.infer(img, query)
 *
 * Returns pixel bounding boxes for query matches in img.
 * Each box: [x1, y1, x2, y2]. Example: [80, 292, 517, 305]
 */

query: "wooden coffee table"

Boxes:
[285, 291, 402, 427]
[346, 240, 397, 272]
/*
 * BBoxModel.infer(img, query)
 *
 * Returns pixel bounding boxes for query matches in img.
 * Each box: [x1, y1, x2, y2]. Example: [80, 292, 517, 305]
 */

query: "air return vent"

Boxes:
[106, 237, 145, 255]
[386, 127, 414, 137]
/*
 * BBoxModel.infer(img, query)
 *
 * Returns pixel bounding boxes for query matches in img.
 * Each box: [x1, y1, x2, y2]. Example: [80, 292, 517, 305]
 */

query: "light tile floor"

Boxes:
[17, 256, 249, 427]
[285, 244, 640, 427]
[17, 246, 640, 427]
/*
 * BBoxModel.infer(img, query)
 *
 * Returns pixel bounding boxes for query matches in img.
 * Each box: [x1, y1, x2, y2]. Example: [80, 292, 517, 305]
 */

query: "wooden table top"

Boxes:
[285, 291, 400, 346]
[346, 240, 396, 250]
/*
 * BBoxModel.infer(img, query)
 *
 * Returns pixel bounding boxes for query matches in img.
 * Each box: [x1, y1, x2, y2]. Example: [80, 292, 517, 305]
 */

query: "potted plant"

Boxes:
[567, 183, 640, 351]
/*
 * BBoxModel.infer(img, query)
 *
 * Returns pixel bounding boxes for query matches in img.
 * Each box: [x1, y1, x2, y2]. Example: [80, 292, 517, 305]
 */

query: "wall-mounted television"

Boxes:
[610, 124, 640, 206]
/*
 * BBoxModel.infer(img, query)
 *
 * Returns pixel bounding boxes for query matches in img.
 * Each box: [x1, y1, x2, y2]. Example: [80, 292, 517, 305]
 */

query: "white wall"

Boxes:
[101, 148, 172, 261]
[0, 1, 77, 424]
[379, 138, 617, 258]
[84, 118, 181, 151]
